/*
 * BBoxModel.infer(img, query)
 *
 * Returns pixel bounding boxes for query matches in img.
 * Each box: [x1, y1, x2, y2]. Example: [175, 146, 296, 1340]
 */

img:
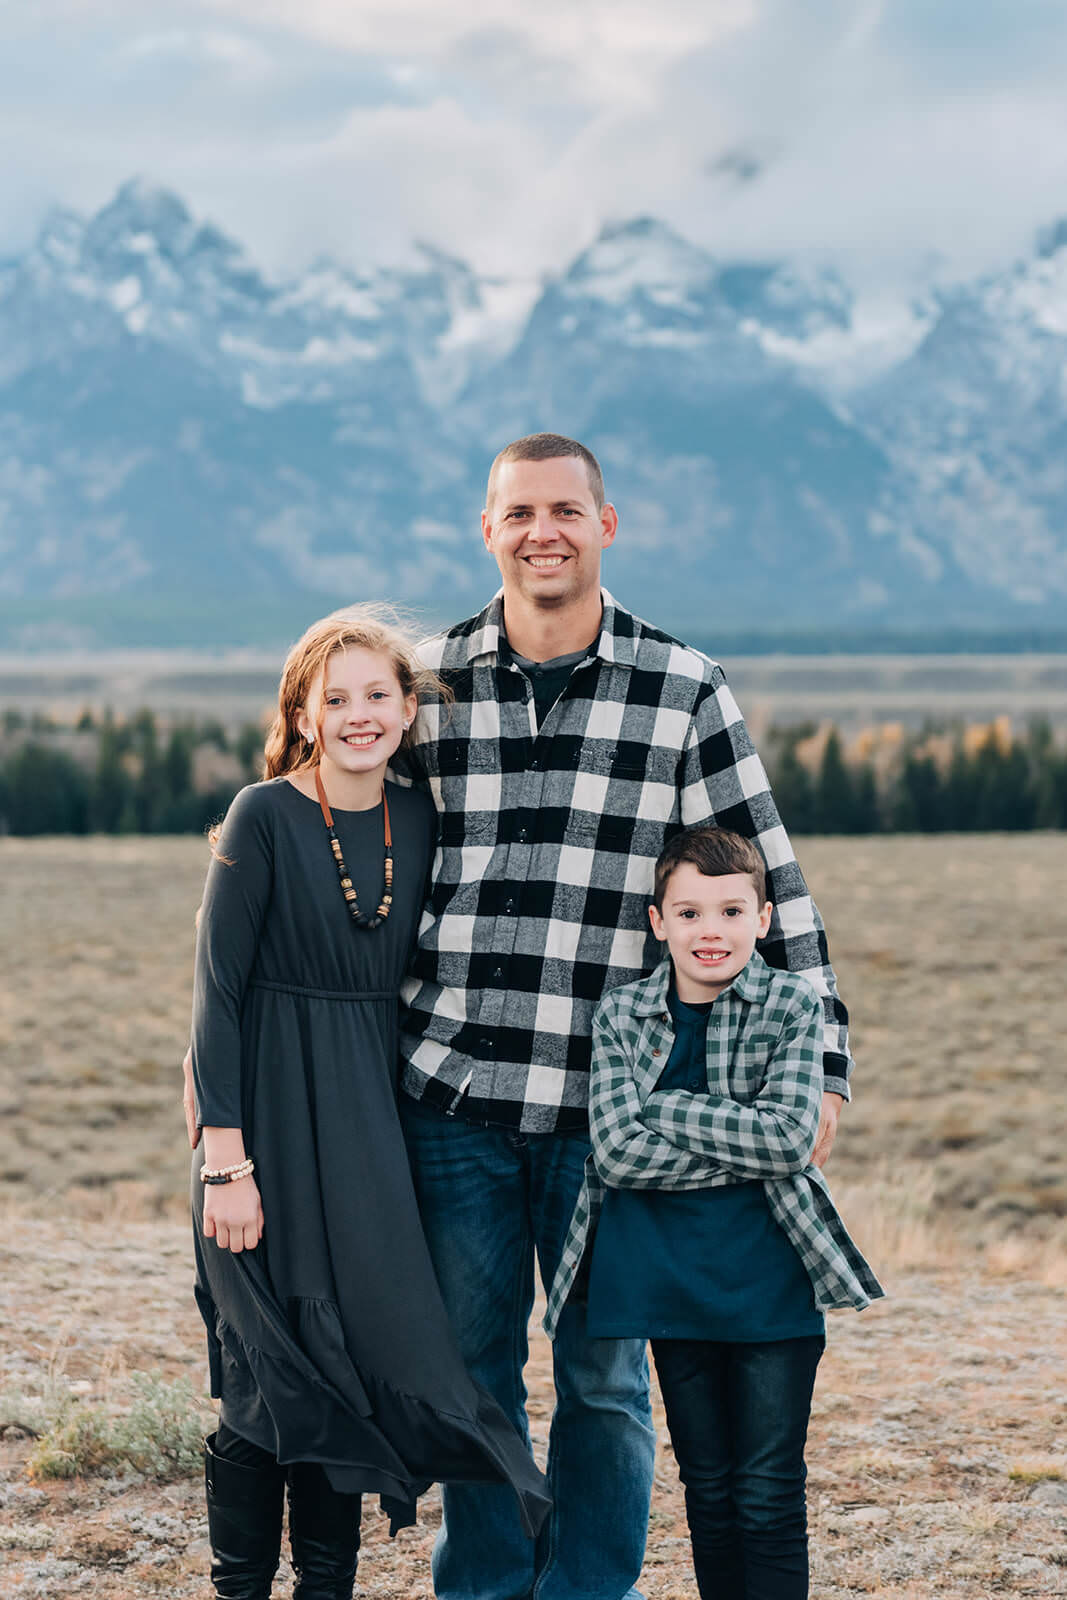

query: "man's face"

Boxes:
[482, 456, 617, 613]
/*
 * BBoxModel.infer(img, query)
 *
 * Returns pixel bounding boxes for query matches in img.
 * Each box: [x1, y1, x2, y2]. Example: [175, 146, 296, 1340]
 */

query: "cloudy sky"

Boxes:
[4, 0, 1067, 286]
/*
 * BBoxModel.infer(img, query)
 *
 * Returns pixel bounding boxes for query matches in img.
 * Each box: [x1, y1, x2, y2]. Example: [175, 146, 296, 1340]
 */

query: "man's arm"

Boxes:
[680, 665, 852, 1111]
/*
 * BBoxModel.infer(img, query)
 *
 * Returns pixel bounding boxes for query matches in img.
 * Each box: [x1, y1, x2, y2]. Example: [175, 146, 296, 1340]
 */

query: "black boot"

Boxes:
[286, 1461, 362, 1600]
[204, 1431, 286, 1599]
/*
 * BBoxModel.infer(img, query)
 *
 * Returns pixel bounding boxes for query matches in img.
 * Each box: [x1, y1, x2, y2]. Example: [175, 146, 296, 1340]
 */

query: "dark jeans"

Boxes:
[400, 1092, 656, 1600]
[651, 1336, 824, 1600]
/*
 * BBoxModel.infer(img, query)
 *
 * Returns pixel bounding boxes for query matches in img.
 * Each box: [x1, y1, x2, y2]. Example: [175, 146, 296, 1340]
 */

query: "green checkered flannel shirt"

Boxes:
[544, 952, 883, 1337]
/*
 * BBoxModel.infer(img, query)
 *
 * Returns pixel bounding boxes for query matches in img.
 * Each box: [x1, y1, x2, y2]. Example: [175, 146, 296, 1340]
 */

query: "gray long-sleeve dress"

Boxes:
[190, 777, 549, 1536]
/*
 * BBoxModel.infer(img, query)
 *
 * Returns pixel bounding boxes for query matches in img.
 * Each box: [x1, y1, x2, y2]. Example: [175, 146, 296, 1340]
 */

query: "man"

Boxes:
[393, 433, 850, 1600]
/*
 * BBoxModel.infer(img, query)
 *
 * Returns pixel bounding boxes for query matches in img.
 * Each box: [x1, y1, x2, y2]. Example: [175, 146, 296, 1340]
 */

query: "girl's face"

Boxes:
[298, 647, 416, 781]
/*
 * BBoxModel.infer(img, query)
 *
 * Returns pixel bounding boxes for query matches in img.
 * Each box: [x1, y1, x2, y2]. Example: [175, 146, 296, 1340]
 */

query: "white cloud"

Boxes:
[3, 0, 1067, 292]
[121, 28, 274, 80]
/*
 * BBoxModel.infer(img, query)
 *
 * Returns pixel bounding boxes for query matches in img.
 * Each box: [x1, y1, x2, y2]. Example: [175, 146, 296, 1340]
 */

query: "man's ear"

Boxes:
[481, 507, 494, 553]
[648, 904, 667, 942]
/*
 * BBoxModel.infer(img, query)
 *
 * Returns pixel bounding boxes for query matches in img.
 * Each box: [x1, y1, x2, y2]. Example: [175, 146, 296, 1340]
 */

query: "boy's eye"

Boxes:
[724, 907, 741, 917]
[678, 908, 697, 919]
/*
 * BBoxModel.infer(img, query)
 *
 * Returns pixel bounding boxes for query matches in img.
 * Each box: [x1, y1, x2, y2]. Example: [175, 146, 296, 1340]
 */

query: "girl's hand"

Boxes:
[202, 1176, 264, 1253]
[182, 1048, 200, 1149]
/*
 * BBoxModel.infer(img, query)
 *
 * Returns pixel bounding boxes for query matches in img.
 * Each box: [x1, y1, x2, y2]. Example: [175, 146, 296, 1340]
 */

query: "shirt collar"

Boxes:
[462, 587, 637, 669]
[631, 949, 773, 1016]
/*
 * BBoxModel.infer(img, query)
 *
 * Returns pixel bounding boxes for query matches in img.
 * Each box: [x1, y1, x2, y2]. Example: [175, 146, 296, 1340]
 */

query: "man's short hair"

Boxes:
[486, 433, 605, 513]
[653, 826, 768, 911]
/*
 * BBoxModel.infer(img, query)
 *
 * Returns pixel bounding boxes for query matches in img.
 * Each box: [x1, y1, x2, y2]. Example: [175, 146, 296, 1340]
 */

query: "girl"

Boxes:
[189, 607, 549, 1600]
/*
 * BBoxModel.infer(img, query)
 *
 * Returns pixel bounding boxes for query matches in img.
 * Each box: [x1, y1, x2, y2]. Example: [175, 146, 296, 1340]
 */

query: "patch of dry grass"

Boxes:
[1, 833, 1065, 1597]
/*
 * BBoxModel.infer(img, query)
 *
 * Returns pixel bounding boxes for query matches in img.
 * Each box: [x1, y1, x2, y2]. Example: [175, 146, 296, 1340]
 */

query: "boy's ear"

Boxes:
[756, 900, 774, 939]
[648, 904, 667, 942]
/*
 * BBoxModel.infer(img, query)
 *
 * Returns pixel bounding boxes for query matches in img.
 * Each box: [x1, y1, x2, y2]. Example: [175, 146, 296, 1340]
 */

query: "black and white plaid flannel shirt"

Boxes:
[397, 589, 852, 1133]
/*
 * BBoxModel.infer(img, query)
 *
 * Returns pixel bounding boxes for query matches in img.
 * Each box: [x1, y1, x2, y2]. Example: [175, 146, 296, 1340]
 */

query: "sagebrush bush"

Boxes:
[21, 1371, 211, 1483]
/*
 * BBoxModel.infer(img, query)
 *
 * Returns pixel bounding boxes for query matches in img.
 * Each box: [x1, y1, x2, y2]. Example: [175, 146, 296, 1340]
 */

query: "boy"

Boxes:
[545, 827, 882, 1600]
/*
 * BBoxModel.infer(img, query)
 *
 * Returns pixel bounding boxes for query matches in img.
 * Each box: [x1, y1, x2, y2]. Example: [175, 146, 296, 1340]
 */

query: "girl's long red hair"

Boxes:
[263, 604, 443, 779]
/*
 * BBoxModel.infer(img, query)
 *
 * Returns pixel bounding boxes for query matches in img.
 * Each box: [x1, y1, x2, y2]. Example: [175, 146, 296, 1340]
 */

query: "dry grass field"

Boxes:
[1, 833, 1065, 1597]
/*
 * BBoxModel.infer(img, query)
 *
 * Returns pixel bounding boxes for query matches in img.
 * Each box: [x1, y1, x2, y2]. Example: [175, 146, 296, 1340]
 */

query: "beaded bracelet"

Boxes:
[200, 1158, 255, 1186]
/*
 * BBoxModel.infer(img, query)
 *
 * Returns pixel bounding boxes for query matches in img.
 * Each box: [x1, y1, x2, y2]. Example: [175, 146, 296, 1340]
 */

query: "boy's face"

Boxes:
[649, 863, 773, 1004]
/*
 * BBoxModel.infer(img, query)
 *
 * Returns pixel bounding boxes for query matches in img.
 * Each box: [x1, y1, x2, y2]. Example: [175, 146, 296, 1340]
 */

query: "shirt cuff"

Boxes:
[823, 1052, 851, 1103]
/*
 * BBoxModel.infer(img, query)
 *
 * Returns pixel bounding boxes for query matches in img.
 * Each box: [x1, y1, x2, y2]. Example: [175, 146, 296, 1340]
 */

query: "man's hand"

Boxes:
[182, 1048, 200, 1149]
[812, 1091, 844, 1169]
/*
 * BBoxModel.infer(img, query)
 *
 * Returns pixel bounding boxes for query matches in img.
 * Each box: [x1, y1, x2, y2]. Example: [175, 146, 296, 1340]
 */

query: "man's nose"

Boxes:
[528, 511, 559, 541]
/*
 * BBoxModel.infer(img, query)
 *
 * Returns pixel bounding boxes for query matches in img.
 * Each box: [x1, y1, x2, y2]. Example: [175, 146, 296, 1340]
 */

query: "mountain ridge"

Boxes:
[3, 181, 1066, 648]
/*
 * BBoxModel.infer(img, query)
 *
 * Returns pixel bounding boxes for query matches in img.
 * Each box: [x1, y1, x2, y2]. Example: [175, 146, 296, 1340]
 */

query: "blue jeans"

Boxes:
[400, 1093, 656, 1600]
[651, 1336, 824, 1600]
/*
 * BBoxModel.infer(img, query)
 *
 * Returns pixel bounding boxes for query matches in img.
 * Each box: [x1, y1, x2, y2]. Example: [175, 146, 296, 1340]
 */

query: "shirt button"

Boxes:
[530, 758, 540, 771]
[504, 899, 515, 914]
[517, 827, 528, 842]
[652, 1048, 661, 1057]
[492, 966, 504, 980]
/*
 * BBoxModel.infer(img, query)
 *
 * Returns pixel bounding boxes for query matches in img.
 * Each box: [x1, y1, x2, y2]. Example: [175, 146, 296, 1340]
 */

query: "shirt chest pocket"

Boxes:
[564, 745, 649, 842]
[435, 740, 500, 843]
[721, 1024, 780, 1102]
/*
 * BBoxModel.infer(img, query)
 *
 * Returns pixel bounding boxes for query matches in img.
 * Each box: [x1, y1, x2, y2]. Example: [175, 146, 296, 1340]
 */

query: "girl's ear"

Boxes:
[648, 904, 667, 943]
[402, 692, 418, 730]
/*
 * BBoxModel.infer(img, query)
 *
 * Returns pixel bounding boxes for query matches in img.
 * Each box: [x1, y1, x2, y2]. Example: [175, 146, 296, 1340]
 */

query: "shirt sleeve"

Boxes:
[588, 1002, 727, 1190]
[189, 786, 275, 1129]
[639, 985, 824, 1177]
[680, 665, 853, 1099]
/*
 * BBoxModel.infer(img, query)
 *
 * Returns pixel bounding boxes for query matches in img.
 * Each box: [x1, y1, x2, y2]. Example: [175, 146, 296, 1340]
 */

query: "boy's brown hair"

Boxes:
[653, 826, 768, 911]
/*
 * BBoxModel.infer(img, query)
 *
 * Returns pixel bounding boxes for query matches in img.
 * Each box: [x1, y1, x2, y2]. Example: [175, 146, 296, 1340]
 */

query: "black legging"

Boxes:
[215, 1419, 280, 1472]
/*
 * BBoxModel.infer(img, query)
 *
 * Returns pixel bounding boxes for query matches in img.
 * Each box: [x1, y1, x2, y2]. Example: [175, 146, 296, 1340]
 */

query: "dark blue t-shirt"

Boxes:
[586, 988, 825, 1342]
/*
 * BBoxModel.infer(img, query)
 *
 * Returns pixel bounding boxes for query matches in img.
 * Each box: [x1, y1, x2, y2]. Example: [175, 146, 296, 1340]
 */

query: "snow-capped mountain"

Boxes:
[0, 180, 1065, 648]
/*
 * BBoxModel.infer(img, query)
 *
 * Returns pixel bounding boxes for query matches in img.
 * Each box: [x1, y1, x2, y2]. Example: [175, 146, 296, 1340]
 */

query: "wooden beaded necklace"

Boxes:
[314, 765, 393, 929]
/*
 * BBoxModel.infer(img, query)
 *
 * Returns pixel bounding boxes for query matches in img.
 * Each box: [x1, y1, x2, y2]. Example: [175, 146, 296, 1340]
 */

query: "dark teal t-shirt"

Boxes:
[586, 988, 825, 1342]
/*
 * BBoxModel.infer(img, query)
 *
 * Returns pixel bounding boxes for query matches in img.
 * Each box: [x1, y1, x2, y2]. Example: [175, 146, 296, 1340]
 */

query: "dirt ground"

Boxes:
[1, 833, 1065, 1596]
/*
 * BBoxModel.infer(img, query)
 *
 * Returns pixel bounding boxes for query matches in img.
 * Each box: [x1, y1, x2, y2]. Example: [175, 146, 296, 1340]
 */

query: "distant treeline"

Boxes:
[0, 708, 262, 836]
[0, 707, 1064, 836]
[765, 717, 1067, 833]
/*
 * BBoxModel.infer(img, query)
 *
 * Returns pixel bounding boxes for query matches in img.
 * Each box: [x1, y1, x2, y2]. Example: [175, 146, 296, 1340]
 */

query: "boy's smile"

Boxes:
[649, 864, 773, 1003]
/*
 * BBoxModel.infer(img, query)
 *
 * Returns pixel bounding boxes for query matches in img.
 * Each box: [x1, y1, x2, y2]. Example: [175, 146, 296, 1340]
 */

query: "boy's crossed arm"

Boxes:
[588, 1004, 729, 1191]
[639, 986, 824, 1180]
